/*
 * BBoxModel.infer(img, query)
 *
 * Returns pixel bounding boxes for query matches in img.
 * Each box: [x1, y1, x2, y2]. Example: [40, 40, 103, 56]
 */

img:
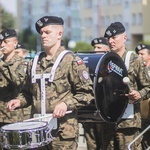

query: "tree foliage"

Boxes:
[71, 41, 93, 52]
[18, 27, 37, 52]
[1, 8, 15, 29]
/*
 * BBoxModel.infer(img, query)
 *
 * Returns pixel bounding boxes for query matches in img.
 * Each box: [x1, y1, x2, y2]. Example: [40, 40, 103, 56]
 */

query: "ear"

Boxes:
[14, 40, 18, 49]
[123, 33, 127, 42]
[58, 31, 63, 40]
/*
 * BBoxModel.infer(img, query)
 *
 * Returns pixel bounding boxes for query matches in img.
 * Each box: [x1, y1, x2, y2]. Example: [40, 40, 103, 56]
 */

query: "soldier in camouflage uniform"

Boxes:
[103, 22, 150, 150]
[15, 42, 32, 120]
[135, 44, 150, 149]
[0, 29, 28, 149]
[7, 16, 94, 150]
[82, 37, 115, 150]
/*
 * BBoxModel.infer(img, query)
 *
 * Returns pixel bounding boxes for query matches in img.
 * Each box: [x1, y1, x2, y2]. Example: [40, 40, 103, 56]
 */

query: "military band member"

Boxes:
[82, 37, 114, 150]
[91, 37, 110, 53]
[135, 44, 150, 149]
[7, 16, 94, 150]
[15, 42, 28, 59]
[0, 29, 27, 150]
[104, 22, 150, 149]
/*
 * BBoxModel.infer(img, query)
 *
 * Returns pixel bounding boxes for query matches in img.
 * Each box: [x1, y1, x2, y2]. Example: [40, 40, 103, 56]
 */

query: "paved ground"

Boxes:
[77, 123, 87, 150]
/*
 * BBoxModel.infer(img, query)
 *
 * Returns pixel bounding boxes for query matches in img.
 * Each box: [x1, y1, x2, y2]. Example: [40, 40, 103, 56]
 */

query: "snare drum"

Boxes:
[0, 121, 53, 149]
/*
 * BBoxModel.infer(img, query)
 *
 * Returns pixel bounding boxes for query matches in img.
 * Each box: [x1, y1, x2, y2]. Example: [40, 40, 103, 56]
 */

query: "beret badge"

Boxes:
[0, 34, 4, 40]
[37, 20, 43, 27]
[106, 30, 112, 36]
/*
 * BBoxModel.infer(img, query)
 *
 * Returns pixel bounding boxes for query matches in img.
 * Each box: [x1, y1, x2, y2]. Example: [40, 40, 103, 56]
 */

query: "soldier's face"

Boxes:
[108, 33, 127, 52]
[40, 25, 63, 49]
[138, 49, 150, 65]
[0, 37, 17, 55]
[94, 44, 110, 53]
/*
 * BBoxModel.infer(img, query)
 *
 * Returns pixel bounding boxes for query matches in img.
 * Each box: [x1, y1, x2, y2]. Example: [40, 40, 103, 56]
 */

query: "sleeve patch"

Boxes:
[82, 70, 89, 80]
[77, 59, 83, 65]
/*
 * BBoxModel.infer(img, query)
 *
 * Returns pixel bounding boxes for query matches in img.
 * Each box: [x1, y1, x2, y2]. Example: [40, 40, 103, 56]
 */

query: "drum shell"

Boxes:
[76, 53, 104, 122]
[77, 52, 129, 123]
[0, 122, 51, 149]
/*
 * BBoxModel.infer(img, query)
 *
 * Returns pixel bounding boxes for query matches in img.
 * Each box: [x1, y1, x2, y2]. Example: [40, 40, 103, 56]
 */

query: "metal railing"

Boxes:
[128, 125, 150, 150]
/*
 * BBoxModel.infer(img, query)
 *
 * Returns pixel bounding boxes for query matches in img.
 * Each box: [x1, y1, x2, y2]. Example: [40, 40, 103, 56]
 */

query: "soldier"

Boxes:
[15, 42, 32, 120]
[0, 29, 27, 149]
[103, 22, 150, 149]
[15, 42, 28, 59]
[135, 44, 150, 149]
[7, 16, 94, 150]
[91, 37, 110, 53]
[82, 37, 114, 150]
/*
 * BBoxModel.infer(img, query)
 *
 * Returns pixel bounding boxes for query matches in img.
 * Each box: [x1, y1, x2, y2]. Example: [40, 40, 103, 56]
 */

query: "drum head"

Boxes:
[94, 52, 129, 123]
[1, 121, 47, 131]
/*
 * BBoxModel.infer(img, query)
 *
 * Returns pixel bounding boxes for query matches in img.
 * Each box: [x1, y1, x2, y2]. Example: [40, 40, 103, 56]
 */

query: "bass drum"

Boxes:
[77, 52, 129, 123]
[94, 52, 129, 123]
[76, 52, 105, 123]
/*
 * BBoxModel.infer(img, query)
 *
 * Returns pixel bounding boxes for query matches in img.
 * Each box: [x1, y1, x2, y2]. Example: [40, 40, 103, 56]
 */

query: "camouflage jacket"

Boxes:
[117, 51, 150, 129]
[18, 48, 94, 139]
[0, 54, 27, 123]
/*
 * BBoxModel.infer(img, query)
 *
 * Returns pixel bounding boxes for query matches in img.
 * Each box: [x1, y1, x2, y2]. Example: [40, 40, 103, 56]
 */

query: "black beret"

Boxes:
[35, 16, 64, 33]
[0, 29, 17, 41]
[91, 37, 108, 46]
[135, 44, 150, 54]
[104, 22, 125, 38]
[15, 42, 26, 50]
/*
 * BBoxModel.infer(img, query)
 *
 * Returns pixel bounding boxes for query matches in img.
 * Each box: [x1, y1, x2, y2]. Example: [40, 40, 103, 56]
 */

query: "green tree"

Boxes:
[71, 41, 93, 52]
[18, 27, 37, 52]
[1, 8, 15, 29]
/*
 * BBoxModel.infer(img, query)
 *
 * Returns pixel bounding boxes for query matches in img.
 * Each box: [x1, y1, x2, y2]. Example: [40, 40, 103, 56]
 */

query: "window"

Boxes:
[137, 13, 142, 25]
[132, 13, 136, 25]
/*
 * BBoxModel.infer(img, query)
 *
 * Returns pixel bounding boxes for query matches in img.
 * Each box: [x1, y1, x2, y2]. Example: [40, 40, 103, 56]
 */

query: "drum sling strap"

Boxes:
[31, 50, 72, 127]
[122, 51, 135, 119]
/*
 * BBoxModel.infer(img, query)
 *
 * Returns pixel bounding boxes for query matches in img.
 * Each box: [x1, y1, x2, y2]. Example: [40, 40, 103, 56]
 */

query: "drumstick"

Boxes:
[123, 77, 131, 92]
[24, 110, 72, 122]
[123, 77, 134, 104]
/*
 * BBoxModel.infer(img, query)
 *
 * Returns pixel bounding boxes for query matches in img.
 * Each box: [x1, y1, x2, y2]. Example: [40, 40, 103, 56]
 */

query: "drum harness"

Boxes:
[31, 50, 72, 129]
[121, 51, 134, 119]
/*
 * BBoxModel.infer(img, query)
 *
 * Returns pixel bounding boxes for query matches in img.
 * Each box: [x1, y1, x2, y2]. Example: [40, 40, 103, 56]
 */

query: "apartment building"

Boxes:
[100, 0, 150, 49]
[16, 0, 150, 49]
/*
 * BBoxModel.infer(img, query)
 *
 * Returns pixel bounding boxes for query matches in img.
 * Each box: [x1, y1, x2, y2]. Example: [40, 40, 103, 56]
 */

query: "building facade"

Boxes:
[16, 0, 150, 49]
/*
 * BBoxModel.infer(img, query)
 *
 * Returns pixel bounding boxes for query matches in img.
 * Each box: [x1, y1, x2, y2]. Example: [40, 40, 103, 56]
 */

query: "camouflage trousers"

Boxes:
[141, 119, 150, 149]
[109, 128, 142, 150]
[83, 122, 142, 150]
[82, 122, 116, 150]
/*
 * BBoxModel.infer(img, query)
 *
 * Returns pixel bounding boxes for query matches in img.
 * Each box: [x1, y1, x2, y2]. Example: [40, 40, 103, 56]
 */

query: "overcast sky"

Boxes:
[0, 0, 17, 16]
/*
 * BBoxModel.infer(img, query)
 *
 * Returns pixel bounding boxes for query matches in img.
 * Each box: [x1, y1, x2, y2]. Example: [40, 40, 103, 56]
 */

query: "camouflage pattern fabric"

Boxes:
[17, 48, 94, 149]
[114, 51, 149, 149]
[82, 122, 115, 150]
[0, 54, 28, 123]
[140, 66, 150, 149]
[99, 51, 149, 150]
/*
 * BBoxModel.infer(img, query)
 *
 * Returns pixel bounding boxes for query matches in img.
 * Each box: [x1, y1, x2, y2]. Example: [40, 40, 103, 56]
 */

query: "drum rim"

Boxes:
[1, 121, 48, 131]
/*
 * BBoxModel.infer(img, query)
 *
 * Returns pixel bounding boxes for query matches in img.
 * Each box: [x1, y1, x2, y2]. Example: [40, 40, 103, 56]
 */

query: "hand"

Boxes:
[7, 99, 21, 111]
[127, 90, 141, 103]
[53, 102, 67, 118]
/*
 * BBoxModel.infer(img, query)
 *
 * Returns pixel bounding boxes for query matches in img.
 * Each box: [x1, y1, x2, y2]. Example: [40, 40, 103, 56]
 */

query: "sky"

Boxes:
[0, 0, 17, 16]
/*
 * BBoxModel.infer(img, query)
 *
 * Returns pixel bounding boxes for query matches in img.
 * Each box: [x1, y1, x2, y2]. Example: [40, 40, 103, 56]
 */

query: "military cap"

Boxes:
[15, 42, 26, 50]
[0, 29, 17, 41]
[135, 44, 150, 54]
[104, 22, 125, 38]
[35, 16, 64, 33]
[91, 37, 108, 47]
